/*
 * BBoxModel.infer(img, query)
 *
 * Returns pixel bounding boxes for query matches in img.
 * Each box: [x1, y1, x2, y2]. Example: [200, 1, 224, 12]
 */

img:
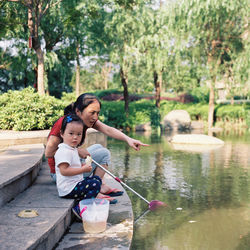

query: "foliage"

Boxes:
[245, 106, 250, 128]
[47, 57, 74, 98]
[150, 107, 161, 129]
[0, 1, 26, 39]
[0, 88, 249, 131]
[1, 0, 249, 109]
[60, 92, 77, 104]
[1, 0, 249, 128]
[93, 89, 122, 99]
[100, 101, 127, 129]
[129, 99, 154, 126]
[171, 0, 249, 128]
[215, 104, 247, 122]
[69, 65, 114, 94]
[99, 99, 154, 129]
[185, 103, 209, 121]
[0, 87, 64, 130]
[189, 86, 210, 103]
[0, 40, 36, 93]
[100, 99, 249, 130]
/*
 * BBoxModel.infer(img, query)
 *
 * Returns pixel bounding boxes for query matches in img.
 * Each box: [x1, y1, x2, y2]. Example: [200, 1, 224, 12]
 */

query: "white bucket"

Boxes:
[79, 198, 109, 233]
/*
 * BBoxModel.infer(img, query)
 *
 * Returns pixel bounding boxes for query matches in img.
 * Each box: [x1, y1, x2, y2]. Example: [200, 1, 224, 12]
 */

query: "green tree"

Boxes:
[6, 0, 63, 95]
[104, 1, 151, 114]
[59, 0, 112, 97]
[172, 0, 249, 134]
[0, 1, 25, 71]
[133, 4, 175, 108]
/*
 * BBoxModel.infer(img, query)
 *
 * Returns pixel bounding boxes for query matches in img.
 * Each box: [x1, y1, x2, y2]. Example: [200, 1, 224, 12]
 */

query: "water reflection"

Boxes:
[108, 132, 250, 250]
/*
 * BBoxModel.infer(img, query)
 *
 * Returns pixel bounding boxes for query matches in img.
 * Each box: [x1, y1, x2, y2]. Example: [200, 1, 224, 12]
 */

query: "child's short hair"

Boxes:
[61, 114, 85, 146]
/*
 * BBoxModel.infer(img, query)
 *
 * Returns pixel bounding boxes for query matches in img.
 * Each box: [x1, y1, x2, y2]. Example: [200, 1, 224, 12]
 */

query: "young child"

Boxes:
[54, 114, 102, 220]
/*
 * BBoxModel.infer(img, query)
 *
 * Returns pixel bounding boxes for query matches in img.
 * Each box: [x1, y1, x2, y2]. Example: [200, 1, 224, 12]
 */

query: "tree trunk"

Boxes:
[208, 79, 215, 136]
[102, 62, 112, 90]
[230, 97, 234, 105]
[28, 3, 45, 95]
[36, 47, 45, 95]
[75, 43, 80, 97]
[154, 71, 161, 108]
[207, 44, 220, 136]
[120, 67, 129, 115]
[76, 64, 80, 97]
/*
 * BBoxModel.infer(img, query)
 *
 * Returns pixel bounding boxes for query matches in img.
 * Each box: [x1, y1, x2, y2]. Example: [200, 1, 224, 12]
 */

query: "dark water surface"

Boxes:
[107, 132, 250, 250]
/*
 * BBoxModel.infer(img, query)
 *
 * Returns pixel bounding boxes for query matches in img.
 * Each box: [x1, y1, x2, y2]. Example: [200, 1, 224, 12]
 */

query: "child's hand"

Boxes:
[85, 155, 92, 165]
[82, 163, 92, 173]
[82, 155, 92, 173]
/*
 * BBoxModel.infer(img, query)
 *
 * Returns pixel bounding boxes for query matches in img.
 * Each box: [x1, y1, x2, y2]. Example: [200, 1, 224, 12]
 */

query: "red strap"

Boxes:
[115, 177, 121, 183]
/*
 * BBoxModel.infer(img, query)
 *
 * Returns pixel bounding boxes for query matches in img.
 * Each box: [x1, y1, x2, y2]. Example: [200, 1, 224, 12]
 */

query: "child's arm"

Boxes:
[58, 162, 92, 176]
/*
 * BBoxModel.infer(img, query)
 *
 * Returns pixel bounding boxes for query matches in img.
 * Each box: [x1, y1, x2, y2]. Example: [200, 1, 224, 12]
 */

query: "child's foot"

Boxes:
[100, 183, 124, 197]
[96, 194, 118, 204]
[72, 203, 82, 221]
[102, 188, 124, 197]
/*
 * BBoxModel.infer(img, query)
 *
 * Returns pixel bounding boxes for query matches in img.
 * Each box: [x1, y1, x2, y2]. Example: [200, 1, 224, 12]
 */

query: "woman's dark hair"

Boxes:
[61, 114, 85, 146]
[64, 93, 101, 115]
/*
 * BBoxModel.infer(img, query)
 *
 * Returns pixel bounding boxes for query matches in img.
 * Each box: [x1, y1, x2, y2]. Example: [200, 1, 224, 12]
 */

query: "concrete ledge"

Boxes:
[0, 130, 50, 139]
[0, 144, 44, 207]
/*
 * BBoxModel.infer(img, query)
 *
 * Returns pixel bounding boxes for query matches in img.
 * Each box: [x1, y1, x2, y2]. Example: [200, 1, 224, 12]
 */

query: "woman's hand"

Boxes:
[78, 148, 90, 158]
[127, 137, 149, 151]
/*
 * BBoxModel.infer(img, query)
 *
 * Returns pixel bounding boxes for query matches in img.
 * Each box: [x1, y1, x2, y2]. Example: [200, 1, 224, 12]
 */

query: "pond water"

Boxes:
[107, 131, 250, 250]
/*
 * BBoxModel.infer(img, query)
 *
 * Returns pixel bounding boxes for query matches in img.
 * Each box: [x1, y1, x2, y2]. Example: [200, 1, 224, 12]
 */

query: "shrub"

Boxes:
[100, 99, 155, 129]
[190, 86, 210, 103]
[216, 104, 246, 122]
[93, 89, 122, 99]
[100, 101, 127, 128]
[60, 92, 77, 104]
[185, 103, 208, 120]
[129, 100, 154, 125]
[0, 88, 249, 131]
[150, 108, 161, 129]
[0, 87, 64, 130]
[244, 104, 250, 128]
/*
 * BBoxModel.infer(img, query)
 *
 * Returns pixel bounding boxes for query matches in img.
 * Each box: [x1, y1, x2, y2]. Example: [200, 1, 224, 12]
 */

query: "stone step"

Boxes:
[0, 144, 44, 207]
[0, 160, 74, 250]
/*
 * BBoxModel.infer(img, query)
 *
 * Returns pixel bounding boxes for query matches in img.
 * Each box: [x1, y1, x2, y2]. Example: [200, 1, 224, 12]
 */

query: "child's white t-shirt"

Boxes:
[54, 143, 83, 196]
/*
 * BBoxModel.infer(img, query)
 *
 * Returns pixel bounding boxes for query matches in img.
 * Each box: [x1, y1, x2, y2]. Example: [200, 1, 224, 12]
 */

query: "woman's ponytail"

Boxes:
[64, 102, 75, 115]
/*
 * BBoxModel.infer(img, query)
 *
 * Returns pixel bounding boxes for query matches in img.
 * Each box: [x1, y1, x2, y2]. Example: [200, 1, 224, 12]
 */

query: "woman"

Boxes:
[45, 93, 148, 202]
